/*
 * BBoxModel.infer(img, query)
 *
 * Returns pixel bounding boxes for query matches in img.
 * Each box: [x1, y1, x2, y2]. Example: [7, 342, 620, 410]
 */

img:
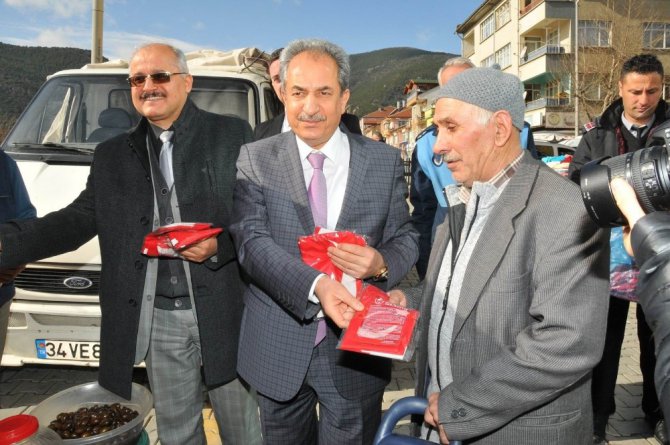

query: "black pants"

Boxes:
[592, 297, 661, 436]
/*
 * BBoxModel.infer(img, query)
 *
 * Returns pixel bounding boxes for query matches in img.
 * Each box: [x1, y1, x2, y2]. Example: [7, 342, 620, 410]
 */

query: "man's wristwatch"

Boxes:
[372, 264, 388, 281]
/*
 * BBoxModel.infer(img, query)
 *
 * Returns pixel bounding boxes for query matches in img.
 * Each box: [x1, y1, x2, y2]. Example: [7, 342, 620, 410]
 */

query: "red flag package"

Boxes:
[298, 229, 367, 294]
[338, 284, 419, 361]
[142, 222, 222, 257]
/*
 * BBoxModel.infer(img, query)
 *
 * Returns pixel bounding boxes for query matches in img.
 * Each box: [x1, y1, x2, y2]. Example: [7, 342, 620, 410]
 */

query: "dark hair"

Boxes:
[265, 48, 283, 75]
[621, 54, 664, 80]
[269, 48, 284, 64]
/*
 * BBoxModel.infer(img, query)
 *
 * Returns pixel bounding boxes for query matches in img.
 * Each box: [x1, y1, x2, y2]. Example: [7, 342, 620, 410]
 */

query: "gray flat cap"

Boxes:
[435, 67, 525, 130]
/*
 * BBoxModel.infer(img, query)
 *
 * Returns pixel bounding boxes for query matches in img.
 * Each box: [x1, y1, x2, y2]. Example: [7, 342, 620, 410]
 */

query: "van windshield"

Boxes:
[3, 74, 259, 159]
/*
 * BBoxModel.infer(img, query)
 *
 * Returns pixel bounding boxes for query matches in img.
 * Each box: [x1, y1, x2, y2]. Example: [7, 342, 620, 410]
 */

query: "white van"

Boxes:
[1, 48, 279, 366]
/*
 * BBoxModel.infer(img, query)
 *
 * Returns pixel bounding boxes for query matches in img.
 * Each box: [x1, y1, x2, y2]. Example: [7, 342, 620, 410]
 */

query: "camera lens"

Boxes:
[579, 145, 670, 227]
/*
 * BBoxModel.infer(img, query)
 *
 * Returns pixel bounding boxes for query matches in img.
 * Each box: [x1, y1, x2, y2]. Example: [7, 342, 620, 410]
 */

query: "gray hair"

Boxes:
[437, 56, 475, 84]
[279, 39, 350, 93]
[130, 43, 189, 73]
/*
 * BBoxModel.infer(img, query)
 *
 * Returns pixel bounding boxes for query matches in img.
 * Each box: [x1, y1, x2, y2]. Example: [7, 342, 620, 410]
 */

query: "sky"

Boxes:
[0, 0, 484, 60]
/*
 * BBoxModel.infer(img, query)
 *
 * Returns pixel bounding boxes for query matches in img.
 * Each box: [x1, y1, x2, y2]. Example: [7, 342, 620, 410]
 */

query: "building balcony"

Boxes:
[519, 1, 575, 34]
[519, 50, 568, 82]
[525, 97, 571, 111]
[520, 44, 567, 64]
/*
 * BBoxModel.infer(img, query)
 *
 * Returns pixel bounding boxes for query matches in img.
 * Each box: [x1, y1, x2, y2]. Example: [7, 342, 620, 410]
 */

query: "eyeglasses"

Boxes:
[126, 71, 188, 87]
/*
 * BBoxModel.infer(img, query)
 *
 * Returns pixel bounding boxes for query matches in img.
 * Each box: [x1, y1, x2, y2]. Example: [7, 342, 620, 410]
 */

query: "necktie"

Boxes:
[159, 130, 174, 189]
[307, 152, 327, 228]
[630, 125, 646, 146]
[307, 152, 328, 346]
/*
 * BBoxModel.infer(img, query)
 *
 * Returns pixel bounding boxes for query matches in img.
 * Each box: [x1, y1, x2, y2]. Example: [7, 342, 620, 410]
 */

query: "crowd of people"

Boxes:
[0, 38, 668, 445]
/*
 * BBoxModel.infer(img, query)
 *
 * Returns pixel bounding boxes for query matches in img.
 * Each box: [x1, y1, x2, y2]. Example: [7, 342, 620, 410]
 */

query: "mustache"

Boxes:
[432, 152, 460, 166]
[298, 113, 326, 123]
[140, 91, 166, 100]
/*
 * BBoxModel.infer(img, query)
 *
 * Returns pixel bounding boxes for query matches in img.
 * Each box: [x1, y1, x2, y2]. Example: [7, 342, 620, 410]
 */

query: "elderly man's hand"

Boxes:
[611, 178, 646, 256]
[178, 237, 218, 263]
[0, 265, 26, 284]
[314, 276, 364, 328]
[425, 392, 450, 444]
[327, 243, 385, 280]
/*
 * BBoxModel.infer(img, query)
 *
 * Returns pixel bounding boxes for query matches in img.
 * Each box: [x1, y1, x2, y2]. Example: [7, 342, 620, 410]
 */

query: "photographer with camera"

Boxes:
[569, 54, 669, 444]
[610, 177, 670, 444]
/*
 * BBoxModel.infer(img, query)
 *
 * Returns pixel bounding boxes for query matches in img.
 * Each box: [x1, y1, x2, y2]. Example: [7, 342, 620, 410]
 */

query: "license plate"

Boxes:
[35, 339, 101, 361]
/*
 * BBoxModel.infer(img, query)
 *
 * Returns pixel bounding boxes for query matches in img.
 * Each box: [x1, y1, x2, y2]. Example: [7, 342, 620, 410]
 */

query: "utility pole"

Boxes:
[574, 0, 579, 136]
[91, 0, 104, 63]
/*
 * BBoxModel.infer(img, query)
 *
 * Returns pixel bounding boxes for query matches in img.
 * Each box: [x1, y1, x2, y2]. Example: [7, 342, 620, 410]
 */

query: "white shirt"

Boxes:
[296, 128, 351, 311]
[621, 112, 654, 139]
[281, 114, 291, 133]
[296, 127, 350, 230]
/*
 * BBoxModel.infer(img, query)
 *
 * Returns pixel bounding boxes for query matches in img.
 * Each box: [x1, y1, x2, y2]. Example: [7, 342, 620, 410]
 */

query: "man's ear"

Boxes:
[493, 111, 513, 147]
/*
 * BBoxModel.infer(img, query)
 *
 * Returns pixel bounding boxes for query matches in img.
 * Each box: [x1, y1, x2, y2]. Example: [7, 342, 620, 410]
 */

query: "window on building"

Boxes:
[644, 22, 670, 49]
[579, 20, 611, 47]
[524, 36, 543, 53]
[482, 54, 496, 68]
[547, 80, 560, 98]
[526, 84, 541, 102]
[495, 44, 512, 69]
[481, 13, 495, 41]
[496, 1, 511, 29]
[547, 28, 559, 46]
[583, 75, 604, 100]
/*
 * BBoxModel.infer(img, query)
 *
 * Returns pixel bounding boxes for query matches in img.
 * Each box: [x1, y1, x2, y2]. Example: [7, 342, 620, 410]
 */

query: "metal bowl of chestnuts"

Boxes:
[28, 381, 153, 445]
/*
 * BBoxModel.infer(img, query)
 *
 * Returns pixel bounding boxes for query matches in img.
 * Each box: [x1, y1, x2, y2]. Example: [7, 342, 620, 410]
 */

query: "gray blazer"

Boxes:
[405, 152, 609, 444]
[230, 131, 419, 402]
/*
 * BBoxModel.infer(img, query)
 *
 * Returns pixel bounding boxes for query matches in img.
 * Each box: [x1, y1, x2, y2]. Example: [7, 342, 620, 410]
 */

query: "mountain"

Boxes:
[348, 47, 455, 117]
[0, 42, 94, 139]
[0, 42, 453, 140]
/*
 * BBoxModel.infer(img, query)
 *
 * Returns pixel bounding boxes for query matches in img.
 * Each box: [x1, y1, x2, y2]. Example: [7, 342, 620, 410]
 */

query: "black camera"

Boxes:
[579, 127, 670, 227]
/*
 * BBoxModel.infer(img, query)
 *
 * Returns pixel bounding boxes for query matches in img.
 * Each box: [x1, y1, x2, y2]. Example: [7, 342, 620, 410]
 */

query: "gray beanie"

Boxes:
[435, 67, 525, 130]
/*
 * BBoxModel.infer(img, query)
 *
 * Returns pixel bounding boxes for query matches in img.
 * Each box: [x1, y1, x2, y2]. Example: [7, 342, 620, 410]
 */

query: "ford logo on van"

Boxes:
[63, 277, 93, 290]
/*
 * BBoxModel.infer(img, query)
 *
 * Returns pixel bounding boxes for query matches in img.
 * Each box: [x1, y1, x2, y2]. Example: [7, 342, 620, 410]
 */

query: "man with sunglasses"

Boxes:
[0, 43, 261, 445]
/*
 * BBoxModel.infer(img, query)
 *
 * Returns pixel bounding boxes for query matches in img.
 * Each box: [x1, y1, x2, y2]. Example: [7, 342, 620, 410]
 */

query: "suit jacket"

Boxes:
[0, 100, 251, 399]
[404, 152, 609, 444]
[252, 112, 285, 141]
[253, 112, 362, 141]
[230, 131, 419, 402]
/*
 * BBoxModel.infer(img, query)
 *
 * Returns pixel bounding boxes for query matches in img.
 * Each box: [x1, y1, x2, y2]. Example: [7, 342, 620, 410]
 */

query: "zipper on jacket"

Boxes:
[435, 194, 479, 389]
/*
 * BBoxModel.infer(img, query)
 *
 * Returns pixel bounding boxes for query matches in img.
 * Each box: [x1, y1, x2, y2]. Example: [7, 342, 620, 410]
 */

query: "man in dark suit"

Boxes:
[230, 38, 418, 444]
[253, 46, 362, 141]
[0, 43, 261, 445]
[391, 68, 609, 444]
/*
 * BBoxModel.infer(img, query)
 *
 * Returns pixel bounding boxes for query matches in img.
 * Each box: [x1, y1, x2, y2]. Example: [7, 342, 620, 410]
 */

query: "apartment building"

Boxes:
[456, 0, 670, 131]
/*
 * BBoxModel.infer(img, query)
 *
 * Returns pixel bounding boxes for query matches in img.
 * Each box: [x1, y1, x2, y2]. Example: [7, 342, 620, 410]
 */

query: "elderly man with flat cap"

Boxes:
[390, 68, 610, 444]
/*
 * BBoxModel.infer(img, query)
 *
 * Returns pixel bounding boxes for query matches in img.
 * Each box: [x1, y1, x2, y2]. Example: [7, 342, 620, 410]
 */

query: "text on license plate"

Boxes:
[35, 339, 101, 361]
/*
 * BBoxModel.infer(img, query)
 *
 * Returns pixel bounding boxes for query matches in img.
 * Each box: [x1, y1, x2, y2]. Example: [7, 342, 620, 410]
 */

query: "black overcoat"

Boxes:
[0, 100, 251, 398]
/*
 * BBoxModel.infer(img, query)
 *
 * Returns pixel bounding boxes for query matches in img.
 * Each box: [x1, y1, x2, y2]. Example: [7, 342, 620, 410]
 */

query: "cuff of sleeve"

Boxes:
[308, 273, 326, 304]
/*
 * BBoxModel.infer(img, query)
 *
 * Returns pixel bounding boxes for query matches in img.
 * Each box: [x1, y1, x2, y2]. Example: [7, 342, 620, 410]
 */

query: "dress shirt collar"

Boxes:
[281, 114, 291, 133]
[621, 112, 654, 137]
[296, 127, 346, 164]
[458, 151, 524, 204]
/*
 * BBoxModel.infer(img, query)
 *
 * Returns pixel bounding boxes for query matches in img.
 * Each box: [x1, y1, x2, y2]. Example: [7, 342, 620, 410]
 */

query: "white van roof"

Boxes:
[54, 47, 268, 77]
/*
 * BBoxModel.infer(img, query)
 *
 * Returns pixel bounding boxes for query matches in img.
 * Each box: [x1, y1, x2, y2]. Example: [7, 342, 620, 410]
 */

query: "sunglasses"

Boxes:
[127, 71, 188, 87]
